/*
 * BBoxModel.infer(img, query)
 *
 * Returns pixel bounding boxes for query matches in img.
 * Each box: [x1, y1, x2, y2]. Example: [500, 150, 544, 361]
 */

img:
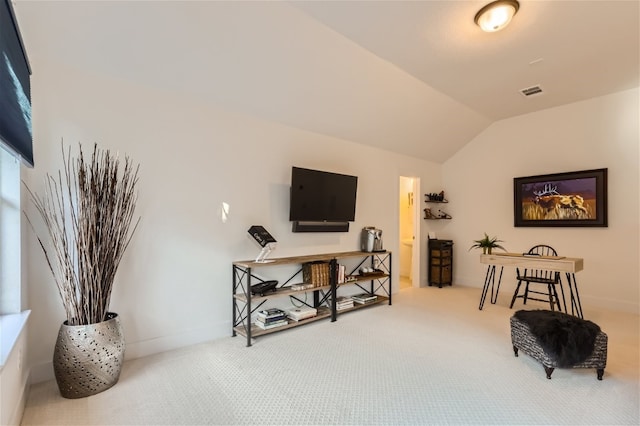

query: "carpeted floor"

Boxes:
[21, 285, 640, 425]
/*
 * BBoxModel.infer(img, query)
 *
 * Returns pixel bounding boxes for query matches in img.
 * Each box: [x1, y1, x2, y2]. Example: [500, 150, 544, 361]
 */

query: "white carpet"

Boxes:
[21, 285, 640, 425]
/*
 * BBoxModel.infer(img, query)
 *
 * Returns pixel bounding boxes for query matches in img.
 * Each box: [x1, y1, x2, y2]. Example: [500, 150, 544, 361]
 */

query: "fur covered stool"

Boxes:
[510, 310, 607, 380]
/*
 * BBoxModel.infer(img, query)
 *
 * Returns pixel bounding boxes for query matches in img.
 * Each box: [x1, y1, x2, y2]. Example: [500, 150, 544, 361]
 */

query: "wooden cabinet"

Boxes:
[232, 251, 392, 346]
[428, 239, 453, 288]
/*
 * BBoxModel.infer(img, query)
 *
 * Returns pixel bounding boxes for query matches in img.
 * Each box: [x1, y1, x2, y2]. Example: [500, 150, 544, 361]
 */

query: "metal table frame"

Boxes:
[478, 253, 585, 318]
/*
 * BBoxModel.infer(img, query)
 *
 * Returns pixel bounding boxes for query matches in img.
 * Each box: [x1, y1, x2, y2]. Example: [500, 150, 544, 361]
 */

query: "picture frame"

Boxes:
[513, 168, 608, 227]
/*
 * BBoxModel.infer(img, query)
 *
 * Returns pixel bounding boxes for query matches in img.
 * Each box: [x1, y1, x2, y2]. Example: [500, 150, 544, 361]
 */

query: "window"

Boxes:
[0, 145, 21, 314]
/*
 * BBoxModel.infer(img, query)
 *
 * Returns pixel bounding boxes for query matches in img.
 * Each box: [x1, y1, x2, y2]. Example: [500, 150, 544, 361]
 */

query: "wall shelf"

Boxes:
[424, 193, 452, 220]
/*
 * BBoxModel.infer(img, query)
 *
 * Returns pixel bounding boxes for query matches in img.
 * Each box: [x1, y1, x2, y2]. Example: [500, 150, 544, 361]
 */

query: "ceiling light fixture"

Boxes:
[474, 0, 520, 32]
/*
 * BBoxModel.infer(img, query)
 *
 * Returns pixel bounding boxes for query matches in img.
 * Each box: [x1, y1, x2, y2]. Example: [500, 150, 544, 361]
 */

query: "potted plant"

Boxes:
[469, 232, 506, 254]
[24, 143, 140, 398]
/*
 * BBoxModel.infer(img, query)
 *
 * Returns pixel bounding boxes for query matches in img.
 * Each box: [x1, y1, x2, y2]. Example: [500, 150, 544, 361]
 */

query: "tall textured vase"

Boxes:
[53, 312, 125, 399]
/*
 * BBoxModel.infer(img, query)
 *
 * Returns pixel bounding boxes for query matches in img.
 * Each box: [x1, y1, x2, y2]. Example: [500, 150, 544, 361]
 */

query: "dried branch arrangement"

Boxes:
[25, 143, 140, 325]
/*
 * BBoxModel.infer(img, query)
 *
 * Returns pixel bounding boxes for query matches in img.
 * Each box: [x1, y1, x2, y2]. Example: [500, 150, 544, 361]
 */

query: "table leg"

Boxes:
[565, 272, 584, 319]
[479, 265, 501, 310]
[557, 273, 568, 314]
[491, 266, 504, 304]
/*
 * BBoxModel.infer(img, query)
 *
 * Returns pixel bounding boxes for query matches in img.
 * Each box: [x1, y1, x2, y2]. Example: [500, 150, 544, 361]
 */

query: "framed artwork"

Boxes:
[514, 168, 608, 227]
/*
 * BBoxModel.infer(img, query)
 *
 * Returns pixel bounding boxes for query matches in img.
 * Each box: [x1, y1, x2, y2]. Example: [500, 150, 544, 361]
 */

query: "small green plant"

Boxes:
[469, 233, 506, 254]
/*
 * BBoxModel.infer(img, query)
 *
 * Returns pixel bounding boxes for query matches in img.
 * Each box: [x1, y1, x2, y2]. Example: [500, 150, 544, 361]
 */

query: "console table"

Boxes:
[232, 251, 392, 346]
[478, 253, 585, 318]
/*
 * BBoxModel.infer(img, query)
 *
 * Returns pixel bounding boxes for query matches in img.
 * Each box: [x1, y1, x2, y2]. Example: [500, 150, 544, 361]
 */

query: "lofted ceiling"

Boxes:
[12, 0, 640, 163]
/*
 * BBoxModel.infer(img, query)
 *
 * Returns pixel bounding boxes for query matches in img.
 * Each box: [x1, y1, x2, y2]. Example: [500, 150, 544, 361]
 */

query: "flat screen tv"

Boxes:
[289, 166, 358, 232]
[0, 0, 33, 167]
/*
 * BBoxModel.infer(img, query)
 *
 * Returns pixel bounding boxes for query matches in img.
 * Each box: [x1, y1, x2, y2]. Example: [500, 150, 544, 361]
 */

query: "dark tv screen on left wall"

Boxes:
[289, 166, 358, 223]
[0, 0, 33, 167]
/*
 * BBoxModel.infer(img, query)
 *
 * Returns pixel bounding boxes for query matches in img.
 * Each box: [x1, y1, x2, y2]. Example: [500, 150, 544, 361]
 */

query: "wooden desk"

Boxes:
[479, 253, 585, 318]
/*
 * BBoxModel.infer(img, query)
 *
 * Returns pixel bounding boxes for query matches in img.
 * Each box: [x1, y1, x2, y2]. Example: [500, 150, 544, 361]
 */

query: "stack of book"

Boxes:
[289, 283, 315, 291]
[302, 261, 330, 287]
[335, 296, 354, 311]
[351, 293, 378, 304]
[285, 305, 318, 321]
[255, 308, 288, 330]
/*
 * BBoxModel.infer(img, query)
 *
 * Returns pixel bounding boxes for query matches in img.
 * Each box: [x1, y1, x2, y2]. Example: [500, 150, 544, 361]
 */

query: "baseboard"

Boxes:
[579, 295, 640, 315]
[29, 361, 55, 385]
[8, 376, 29, 426]
[124, 320, 231, 360]
[454, 282, 640, 315]
[30, 320, 232, 385]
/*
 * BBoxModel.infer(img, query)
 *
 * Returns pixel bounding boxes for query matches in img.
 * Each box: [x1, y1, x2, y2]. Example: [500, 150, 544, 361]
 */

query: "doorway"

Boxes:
[399, 176, 420, 289]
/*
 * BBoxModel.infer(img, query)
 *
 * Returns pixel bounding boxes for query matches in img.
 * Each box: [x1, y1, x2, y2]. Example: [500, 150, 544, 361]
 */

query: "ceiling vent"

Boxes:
[520, 85, 544, 97]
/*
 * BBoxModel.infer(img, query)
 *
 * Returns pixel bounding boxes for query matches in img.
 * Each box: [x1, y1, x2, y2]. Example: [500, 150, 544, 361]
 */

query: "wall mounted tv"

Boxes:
[289, 166, 358, 232]
[0, 0, 33, 167]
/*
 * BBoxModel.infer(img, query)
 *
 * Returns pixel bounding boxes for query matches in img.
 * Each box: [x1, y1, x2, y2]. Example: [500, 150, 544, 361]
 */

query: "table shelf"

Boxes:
[232, 251, 392, 346]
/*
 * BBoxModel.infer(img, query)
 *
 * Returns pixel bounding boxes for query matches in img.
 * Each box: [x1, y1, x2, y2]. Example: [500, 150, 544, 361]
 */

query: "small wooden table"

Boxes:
[479, 253, 585, 318]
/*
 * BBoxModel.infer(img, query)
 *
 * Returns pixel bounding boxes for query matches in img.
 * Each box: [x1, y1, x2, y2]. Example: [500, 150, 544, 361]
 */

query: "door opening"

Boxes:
[399, 176, 420, 289]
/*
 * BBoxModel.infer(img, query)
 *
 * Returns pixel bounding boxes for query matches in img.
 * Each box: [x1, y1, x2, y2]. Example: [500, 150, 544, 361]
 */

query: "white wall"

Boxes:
[22, 60, 442, 383]
[443, 88, 640, 314]
[22, 59, 638, 387]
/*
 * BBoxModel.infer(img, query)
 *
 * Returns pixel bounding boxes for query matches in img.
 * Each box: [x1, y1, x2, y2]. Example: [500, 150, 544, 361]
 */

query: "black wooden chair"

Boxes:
[509, 245, 566, 312]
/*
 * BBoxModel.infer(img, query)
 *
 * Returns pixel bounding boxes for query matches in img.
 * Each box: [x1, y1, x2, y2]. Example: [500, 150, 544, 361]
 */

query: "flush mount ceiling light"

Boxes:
[474, 0, 520, 32]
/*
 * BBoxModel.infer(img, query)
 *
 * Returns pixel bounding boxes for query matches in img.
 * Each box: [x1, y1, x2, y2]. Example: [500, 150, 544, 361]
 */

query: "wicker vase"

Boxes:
[53, 312, 125, 399]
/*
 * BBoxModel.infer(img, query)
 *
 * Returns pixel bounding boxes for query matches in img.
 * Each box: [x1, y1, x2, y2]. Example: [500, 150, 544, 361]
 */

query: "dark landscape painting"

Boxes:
[514, 169, 607, 227]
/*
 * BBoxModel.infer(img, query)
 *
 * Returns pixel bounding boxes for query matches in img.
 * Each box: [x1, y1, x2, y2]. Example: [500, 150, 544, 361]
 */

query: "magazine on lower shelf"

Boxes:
[351, 293, 378, 304]
[255, 319, 289, 330]
[335, 296, 354, 310]
[256, 308, 287, 322]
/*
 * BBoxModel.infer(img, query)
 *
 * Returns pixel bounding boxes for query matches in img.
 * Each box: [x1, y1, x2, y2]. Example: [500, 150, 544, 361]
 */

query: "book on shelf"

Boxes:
[254, 319, 288, 330]
[256, 315, 287, 324]
[256, 308, 287, 322]
[337, 264, 346, 284]
[290, 283, 315, 291]
[335, 296, 354, 311]
[258, 308, 286, 317]
[302, 261, 330, 287]
[285, 305, 318, 321]
[351, 293, 377, 304]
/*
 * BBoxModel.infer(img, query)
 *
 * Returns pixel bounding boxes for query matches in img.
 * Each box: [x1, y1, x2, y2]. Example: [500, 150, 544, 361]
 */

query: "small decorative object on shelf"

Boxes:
[469, 232, 506, 255]
[285, 306, 318, 321]
[358, 267, 382, 276]
[425, 191, 448, 202]
[437, 209, 452, 219]
[424, 208, 452, 220]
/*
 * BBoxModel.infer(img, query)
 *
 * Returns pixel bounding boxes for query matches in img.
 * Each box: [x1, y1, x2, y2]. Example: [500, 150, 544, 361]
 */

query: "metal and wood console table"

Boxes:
[478, 253, 585, 318]
[232, 251, 392, 346]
